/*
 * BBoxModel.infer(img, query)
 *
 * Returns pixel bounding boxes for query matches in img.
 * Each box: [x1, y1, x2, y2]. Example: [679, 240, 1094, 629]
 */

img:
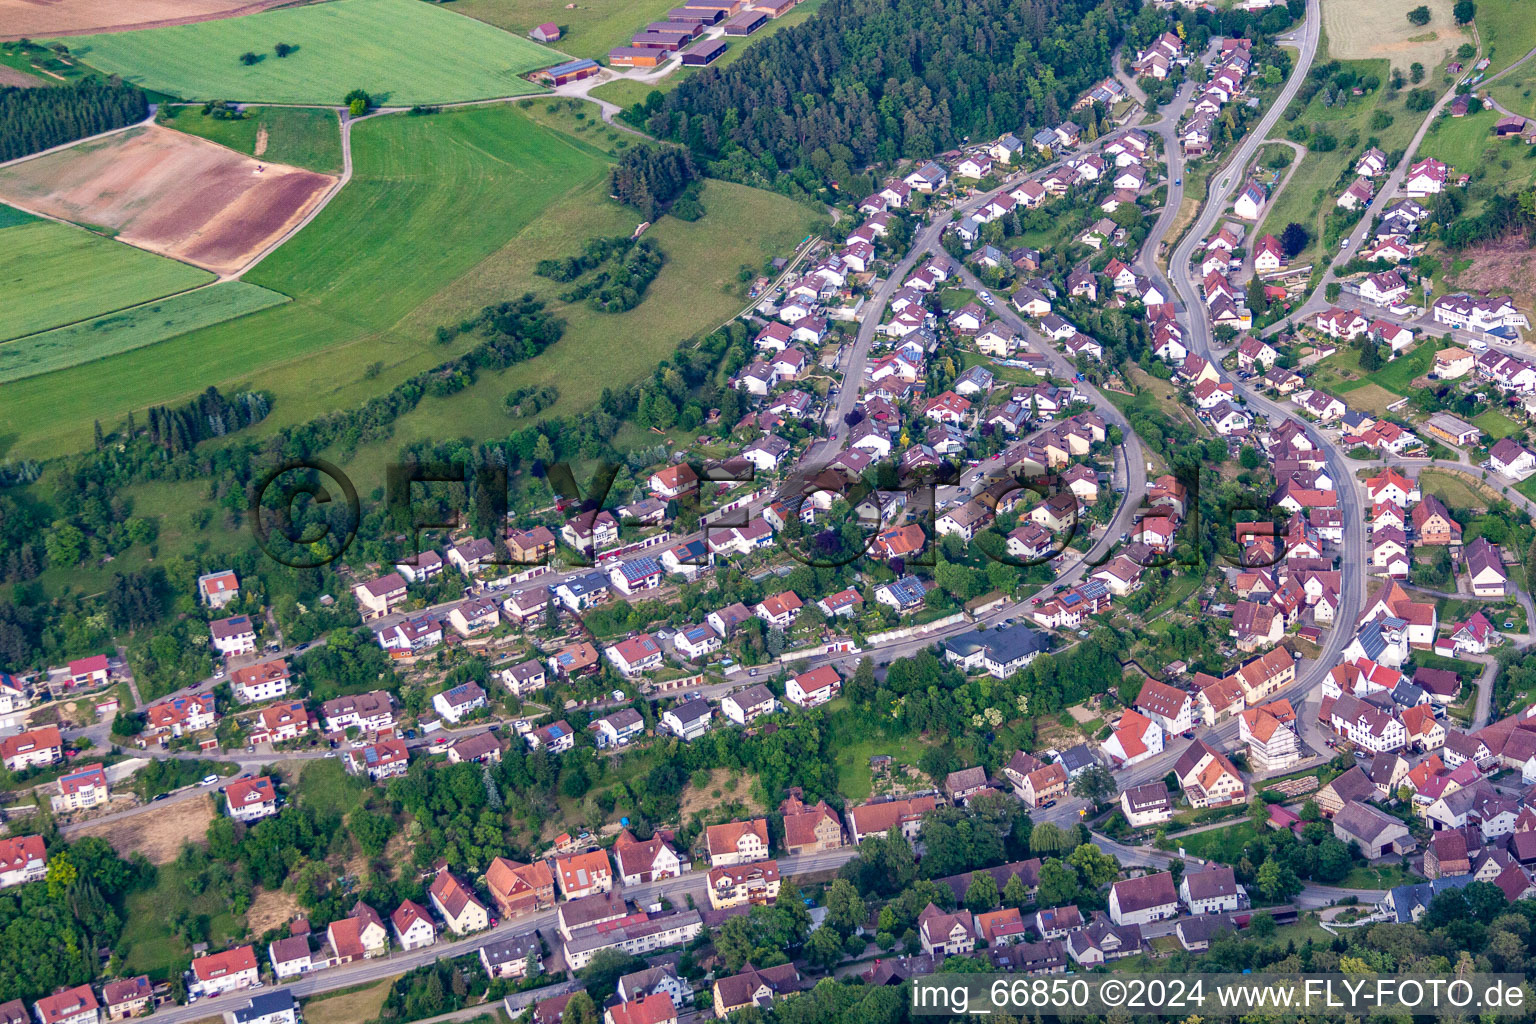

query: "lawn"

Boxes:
[1474, 0, 1536, 75]
[938, 287, 977, 311]
[119, 861, 246, 980]
[0, 283, 287, 384]
[1420, 468, 1497, 509]
[1305, 344, 1369, 393]
[1340, 863, 1421, 888]
[1260, 53, 1418, 264]
[296, 758, 369, 821]
[1163, 820, 1261, 863]
[0, 219, 212, 342]
[156, 104, 344, 174]
[1419, 107, 1536, 196]
[1344, 382, 1407, 418]
[1142, 574, 1200, 618]
[60, 0, 559, 105]
[1474, 407, 1523, 439]
[1372, 337, 1444, 393]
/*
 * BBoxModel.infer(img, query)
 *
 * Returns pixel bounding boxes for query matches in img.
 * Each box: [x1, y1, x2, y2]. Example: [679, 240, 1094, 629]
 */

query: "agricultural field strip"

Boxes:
[0, 219, 213, 341]
[0, 282, 290, 384]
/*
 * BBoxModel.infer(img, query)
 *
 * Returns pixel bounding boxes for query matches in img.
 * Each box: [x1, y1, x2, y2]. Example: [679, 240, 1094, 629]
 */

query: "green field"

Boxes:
[1261, 55, 1419, 264]
[61, 0, 560, 105]
[0, 283, 289, 383]
[0, 102, 817, 464]
[1419, 108, 1536, 196]
[1474, 0, 1536, 75]
[0, 204, 37, 229]
[156, 104, 344, 173]
[0, 219, 212, 342]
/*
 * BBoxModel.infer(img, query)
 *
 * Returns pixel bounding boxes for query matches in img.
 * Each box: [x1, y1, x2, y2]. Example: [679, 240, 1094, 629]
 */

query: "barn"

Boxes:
[756, 0, 797, 15]
[681, 39, 728, 65]
[645, 19, 702, 38]
[538, 58, 600, 85]
[669, 6, 721, 23]
[529, 22, 561, 42]
[608, 46, 669, 67]
[723, 9, 768, 33]
[631, 27, 692, 48]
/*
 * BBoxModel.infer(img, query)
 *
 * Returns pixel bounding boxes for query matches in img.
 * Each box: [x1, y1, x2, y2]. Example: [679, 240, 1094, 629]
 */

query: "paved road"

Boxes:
[1262, 52, 1476, 335]
[1166, 0, 1363, 697]
[147, 847, 857, 1024]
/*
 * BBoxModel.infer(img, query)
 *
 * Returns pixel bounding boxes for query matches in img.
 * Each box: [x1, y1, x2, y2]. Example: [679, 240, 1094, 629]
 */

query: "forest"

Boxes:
[609, 144, 699, 220]
[637, 0, 1128, 192]
[0, 79, 148, 163]
[0, 836, 148, 1003]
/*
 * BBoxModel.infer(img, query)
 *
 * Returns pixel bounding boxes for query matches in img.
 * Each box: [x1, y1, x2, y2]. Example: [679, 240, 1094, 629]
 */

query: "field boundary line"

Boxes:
[0, 279, 224, 346]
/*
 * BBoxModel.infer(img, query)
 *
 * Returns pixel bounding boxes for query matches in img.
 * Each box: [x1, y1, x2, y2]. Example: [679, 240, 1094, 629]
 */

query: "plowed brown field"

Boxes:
[0, 124, 335, 275]
[0, 0, 295, 39]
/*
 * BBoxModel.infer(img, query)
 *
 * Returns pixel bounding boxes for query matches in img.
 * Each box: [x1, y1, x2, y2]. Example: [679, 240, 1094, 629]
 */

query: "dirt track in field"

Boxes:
[0, 124, 336, 275]
[0, 0, 299, 39]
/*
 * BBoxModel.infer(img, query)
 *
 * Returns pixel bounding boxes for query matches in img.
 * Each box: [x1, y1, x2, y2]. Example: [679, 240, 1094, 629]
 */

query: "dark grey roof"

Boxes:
[1058, 743, 1098, 773]
[481, 931, 541, 967]
[233, 991, 295, 1024]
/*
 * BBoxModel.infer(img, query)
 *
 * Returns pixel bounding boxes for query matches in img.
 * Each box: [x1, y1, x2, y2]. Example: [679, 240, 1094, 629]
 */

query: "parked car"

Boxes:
[200, 775, 219, 786]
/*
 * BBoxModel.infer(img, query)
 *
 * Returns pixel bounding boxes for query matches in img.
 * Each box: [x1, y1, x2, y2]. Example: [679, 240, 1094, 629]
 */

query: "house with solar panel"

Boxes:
[433, 682, 488, 724]
[527, 719, 576, 754]
[609, 556, 666, 596]
[874, 575, 928, 612]
[345, 738, 410, 781]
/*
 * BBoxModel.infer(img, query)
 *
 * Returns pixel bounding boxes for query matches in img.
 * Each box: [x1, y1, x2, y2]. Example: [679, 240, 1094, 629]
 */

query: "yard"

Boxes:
[157, 104, 344, 174]
[60, 0, 558, 104]
[1161, 819, 1261, 863]
[1343, 382, 1408, 419]
[1420, 467, 1499, 509]
[295, 757, 369, 820]
[1419, 108, 1536, 197]
[1340, 862, 1421, 888]
[303, 982, 392, 1024]
[119, 861, 247, 980]
[1473, 407, 1523, 439]
[0, 215, 212, 342]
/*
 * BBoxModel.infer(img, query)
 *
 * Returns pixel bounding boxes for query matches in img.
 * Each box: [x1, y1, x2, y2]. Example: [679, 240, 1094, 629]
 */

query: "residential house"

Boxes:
[429, 868, 489, 935]
[1121, 781, 1175, 828]
[1108, 872, 1179, 926]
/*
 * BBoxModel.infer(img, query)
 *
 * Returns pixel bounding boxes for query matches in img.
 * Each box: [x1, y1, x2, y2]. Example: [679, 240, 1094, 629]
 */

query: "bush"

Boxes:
[1407, 5, 1431, 25]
